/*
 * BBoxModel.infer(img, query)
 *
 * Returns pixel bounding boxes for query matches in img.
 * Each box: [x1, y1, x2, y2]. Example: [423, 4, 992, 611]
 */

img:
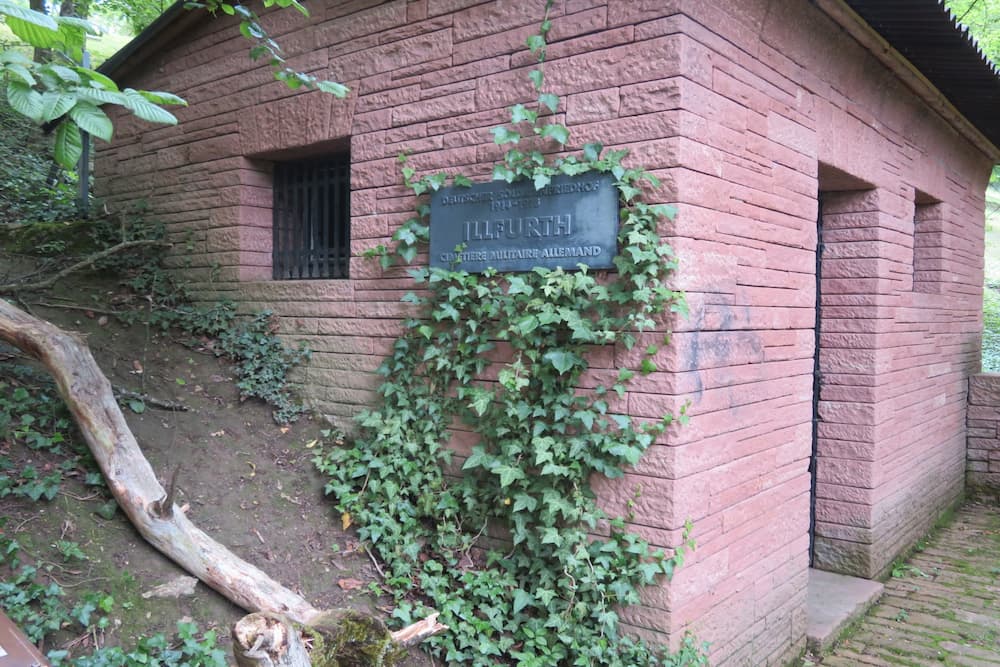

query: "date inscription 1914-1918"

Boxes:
[429, 174, 619, 273]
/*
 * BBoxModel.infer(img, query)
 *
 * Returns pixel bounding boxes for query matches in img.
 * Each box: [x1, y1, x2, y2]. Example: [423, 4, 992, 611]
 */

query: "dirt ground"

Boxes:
[0, 262, 429, 664]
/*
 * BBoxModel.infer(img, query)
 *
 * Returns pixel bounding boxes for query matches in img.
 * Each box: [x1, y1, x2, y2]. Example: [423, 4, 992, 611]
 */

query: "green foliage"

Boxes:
[0, 381, 74, 454]
[185, 0, 348, 97]
[49, 622, 227, 667]
[0, 97, 78, 222]
[0, 526, 224, 667]
[0, 3, 187, 168]
[0, 463, 65, 501]
[77, 210, 311, 423]
[946, 0, 1000, 64]
[317, 5, 706, 665]
[119, 287, 311, 424]
[983, 286, 1000, 371]
[55, 539, 88, 562]
[0, 0, 348, 171]
[945, 0, 1000, 189]
[0, 528, 113, 643]
[213, 309, 311, 423]
[90, 0, 166, 36]
[0, 368, 84, 501]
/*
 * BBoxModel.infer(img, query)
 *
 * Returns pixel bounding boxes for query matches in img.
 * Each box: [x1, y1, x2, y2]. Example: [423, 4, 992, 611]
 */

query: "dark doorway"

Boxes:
[809, 193, 825, 566]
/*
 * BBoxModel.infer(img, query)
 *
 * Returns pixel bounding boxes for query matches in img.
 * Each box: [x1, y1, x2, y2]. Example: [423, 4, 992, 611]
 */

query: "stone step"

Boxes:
[807, 568, 885, 654]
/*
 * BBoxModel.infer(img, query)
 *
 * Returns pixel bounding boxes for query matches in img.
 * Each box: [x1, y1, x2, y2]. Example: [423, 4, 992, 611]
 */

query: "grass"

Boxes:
[981, 179, 1000, 372]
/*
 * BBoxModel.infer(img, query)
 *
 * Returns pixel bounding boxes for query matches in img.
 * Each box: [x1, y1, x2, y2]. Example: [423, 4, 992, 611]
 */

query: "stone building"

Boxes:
[96, 0, 1000, 664]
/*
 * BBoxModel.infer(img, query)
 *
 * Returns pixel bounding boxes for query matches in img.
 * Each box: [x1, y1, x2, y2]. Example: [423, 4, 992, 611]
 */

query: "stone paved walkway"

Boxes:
[814, 501, 1000, 666]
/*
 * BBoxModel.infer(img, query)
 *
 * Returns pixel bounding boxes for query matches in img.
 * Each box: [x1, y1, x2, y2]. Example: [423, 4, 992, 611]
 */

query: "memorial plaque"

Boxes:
[429, 174, 619, 273]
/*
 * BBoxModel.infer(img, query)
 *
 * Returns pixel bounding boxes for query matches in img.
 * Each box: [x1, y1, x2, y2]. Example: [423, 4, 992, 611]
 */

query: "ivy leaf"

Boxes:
[492, 164, 515, 183]
[540, 527, 562, 546]
[533, 171, 551, 190]
[469, 390, 491, 417]
[583, 142, 603, 162]
[510, 104, 537, 124]
[495, 465, 524, 488]
[559, 160, 590, 176]
[620, 184, 641, 201]
[515, 315, 538, 336]
[462, 447, 488, 471]
[512, 589, 534, 614]
[53, 119, 83, 169]
[399, 244, 418, 264]
[540, 123, 570, 145]
[511, 494, 537, 512]
[525, 33, 545, 55]
[528, 69, 544, 91]
[574, 410, 595, 430]
[492, 126, 521, 146]
[543, 350, 577, 374]
[538, 93, 559, 113]
[506, 275, 533, 295]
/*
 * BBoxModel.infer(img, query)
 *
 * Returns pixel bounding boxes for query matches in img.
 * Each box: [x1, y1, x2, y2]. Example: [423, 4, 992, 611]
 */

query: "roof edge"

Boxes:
[821, 0, 1000, 161]
[97, 1, 195, 79]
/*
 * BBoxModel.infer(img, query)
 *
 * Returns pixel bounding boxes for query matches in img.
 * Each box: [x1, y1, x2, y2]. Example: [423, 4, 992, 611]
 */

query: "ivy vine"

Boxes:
[315, 4, 706, 665]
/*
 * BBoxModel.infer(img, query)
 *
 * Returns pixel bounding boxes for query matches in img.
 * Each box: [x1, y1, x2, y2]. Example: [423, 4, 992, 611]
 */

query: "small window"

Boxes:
[272, 154, 351, 280]
[912, 196, 945, 294]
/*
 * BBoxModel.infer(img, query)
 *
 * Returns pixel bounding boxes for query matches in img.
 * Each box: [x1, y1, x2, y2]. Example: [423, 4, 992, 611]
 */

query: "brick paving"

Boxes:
[813, 501, 1000, 666]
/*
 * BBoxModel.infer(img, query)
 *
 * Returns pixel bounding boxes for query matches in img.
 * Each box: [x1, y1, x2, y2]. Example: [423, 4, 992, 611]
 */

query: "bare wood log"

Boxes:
[389, 612, 448, 648]
[233, 611, 448, 667]
[232, 612, 310, 667]
[0, 297, 323, 624]
[0, 239, 170, 294]
[0, 297, 449, 650]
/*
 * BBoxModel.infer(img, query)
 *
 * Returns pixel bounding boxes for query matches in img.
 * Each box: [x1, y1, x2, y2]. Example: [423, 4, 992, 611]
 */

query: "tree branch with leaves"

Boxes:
[0, 0, 347, 171]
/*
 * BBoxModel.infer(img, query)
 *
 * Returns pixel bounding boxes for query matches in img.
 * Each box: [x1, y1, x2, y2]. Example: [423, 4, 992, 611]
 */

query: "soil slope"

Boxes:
[0, 263, 425, 664]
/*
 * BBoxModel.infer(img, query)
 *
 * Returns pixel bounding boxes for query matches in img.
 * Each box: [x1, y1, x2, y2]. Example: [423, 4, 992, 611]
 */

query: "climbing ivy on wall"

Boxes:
[314, 4, 707, 665]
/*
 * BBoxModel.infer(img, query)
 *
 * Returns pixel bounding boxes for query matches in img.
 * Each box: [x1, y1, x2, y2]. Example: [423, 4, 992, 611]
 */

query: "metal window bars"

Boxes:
[272, 155, 351, 280]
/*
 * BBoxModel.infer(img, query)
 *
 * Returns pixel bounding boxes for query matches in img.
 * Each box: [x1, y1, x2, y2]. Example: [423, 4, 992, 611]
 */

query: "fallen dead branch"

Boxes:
[0, 297, 447, 656]
[0, 240, 170, 294]
[112, 385, 189, 411]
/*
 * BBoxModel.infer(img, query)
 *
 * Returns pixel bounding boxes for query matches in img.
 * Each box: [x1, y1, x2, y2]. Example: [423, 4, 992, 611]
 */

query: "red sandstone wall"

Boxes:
[95, 1, 994, 665]
[968, 374, 1000, 488]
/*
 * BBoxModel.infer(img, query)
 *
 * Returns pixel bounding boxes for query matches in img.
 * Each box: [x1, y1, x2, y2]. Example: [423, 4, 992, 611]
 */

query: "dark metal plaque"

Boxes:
[429, 174, 618, 273]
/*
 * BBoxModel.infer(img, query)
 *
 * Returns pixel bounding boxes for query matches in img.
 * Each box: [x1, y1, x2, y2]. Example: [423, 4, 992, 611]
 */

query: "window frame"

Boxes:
[271, 153, 351, 280]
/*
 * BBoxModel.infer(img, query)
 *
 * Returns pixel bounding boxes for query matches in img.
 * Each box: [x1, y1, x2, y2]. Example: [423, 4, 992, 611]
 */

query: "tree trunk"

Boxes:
[28, 0, 50, 62]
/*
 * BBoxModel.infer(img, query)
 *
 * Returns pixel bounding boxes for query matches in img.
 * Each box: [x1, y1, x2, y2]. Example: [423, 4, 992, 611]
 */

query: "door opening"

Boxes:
[809, 192, 824, 566]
